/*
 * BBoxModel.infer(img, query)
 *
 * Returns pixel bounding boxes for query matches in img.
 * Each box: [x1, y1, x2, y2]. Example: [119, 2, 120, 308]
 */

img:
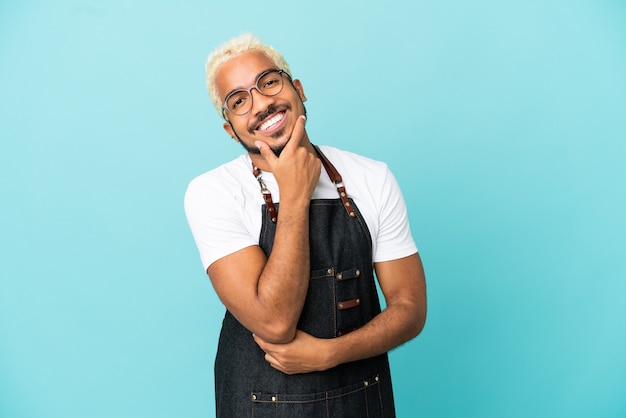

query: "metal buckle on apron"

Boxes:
[253, 166, 277, 223]
[252, 145, 357, 223]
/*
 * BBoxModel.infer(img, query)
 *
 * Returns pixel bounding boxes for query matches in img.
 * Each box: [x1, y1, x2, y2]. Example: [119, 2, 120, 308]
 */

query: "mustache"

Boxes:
[248, 104, 291, 133]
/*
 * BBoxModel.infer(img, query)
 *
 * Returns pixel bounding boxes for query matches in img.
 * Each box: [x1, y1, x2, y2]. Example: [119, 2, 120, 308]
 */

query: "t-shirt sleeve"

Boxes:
[372, 166, 418, 263]
[184, 174, 258, 272]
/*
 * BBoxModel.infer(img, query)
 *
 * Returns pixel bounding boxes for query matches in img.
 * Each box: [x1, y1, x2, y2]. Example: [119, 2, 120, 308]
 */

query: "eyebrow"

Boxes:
[223, 68, 280, 101]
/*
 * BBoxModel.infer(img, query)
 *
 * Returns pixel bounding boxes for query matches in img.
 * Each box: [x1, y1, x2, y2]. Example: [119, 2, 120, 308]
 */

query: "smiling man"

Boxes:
[184, 33, 427, 418]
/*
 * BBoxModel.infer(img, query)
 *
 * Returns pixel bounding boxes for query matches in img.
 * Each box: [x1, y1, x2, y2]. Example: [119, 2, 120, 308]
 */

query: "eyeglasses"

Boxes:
[221, 69, 289, 117]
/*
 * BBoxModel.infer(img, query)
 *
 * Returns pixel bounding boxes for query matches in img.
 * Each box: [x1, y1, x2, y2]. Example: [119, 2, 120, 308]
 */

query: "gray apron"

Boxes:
[214, 147, 396, 417]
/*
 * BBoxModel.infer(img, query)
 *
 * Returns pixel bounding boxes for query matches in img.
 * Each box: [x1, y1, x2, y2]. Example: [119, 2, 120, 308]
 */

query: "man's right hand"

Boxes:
[255, 115, 321, 207]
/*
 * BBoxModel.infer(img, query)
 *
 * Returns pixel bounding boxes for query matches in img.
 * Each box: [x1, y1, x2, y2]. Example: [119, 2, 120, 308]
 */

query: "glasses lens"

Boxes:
[227, 91, 251, 115]
[258, 71, 284, 96]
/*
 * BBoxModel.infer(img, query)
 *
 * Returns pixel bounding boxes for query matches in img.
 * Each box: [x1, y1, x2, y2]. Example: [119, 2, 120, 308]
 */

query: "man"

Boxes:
[185, 33, 427, 417]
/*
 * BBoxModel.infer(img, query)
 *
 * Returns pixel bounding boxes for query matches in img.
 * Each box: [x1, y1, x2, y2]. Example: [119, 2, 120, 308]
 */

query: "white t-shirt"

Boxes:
[184, 145, 417, 272]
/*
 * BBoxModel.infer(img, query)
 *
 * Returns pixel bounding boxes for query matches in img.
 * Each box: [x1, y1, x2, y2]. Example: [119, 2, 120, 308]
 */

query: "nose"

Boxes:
[249, 87, 275, 115]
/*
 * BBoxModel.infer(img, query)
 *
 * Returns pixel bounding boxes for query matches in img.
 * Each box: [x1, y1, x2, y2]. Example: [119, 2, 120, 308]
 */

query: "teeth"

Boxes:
[259, 113, 284, 131]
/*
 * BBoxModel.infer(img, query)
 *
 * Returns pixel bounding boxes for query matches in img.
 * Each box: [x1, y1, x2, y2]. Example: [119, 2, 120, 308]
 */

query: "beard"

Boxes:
[231, 103, 307, 157]
[238, 139, 286, 156]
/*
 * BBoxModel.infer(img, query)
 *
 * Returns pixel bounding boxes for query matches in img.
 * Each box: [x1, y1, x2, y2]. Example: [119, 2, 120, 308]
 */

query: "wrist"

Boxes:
[321, 337, 341, 371]
[279, 195, 311, 210]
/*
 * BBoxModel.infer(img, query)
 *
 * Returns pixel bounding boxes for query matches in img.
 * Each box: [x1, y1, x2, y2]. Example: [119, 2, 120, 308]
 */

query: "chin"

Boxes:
[239, 140, 286, 157]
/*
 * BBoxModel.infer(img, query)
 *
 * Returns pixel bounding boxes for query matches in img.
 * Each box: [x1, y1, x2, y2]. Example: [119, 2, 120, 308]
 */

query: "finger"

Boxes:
[255, 140, 279, 167]
[282, 115, 307, 154]
[266, 356, 292, 374]
[265, 353, 282, 370]
[253, 334, 279, 357]
[252, 334, 266, 353]
[253, 333, 267, 349]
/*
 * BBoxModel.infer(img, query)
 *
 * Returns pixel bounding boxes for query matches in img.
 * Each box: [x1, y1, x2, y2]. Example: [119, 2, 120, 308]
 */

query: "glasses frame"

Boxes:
[221, 69, 290, 118]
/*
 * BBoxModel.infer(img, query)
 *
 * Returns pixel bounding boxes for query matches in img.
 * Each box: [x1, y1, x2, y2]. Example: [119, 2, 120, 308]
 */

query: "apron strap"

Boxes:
[313, 145, 356, 219]
[252, 145, 356, 223]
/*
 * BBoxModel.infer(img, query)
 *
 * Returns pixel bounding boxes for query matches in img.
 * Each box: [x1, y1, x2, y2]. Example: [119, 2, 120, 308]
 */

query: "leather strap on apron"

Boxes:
[252, 145, 357, 222]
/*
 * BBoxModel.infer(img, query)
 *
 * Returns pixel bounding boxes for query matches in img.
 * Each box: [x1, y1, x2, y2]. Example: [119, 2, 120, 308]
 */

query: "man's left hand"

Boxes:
[253, 330, 335, 375]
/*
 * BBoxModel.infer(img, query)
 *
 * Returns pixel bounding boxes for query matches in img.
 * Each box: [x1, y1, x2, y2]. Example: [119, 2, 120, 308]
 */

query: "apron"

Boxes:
[214, 147, 396, 418]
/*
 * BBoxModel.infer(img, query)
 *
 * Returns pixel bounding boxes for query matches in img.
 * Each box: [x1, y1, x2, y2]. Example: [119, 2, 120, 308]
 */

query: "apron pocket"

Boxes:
[251, 374, 385, 418]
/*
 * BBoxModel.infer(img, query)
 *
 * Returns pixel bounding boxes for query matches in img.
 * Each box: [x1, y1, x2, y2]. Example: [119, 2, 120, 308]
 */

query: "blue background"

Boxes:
[1, 1, 625, 417]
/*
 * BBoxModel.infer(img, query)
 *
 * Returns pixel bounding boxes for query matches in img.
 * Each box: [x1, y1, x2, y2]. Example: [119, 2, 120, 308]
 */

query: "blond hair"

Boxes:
[205, 33, 291, 117]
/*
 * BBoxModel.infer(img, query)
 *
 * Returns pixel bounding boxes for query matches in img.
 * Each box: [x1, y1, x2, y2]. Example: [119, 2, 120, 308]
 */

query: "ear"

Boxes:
[223, 121, 238, 142]
[292, 79, 307, 103]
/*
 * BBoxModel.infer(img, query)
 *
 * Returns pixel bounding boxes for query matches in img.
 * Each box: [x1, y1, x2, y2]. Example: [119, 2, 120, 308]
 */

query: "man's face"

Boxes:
[216, 51, 307, 155]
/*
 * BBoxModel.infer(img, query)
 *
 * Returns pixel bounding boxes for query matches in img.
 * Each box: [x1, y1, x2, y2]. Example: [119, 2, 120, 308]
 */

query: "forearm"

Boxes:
[327, 299, 426, 368]
[206, 199, 313, 344]
[326, 255, 427, 367]
[254, 204, 311, 342]
[252, 298, 426, 375]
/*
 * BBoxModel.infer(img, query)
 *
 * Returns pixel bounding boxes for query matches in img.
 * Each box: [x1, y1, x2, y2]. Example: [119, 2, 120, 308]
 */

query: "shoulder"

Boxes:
[184, 154, 262, 271]
[184, 154, 260, 224]
[185, 155, 251, 202]
[316, 145, 416, 262]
